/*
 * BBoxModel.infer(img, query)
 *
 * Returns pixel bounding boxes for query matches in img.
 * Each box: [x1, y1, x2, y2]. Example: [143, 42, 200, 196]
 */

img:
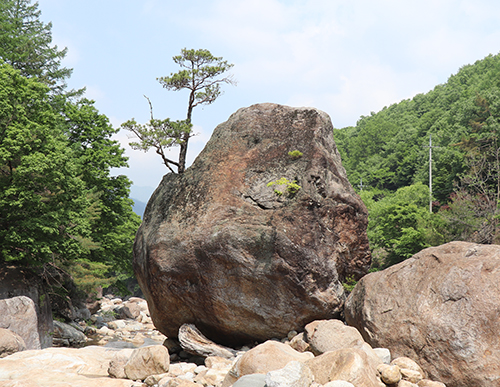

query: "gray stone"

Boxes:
[265, 361, 314, 387]
[232, 374, 267, 387]
[179, 323, 236, 359]
[0, 296, 40, 349]
[52, 320, 87, 347]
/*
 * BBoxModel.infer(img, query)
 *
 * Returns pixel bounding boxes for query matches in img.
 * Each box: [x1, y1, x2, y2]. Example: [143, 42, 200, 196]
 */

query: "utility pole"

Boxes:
[423, 135, 438, 213]
[358, 178, 365, 191]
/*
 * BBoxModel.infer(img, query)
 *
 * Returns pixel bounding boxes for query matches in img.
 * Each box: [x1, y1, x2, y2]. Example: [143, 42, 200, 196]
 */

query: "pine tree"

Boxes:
[0, 0, 72, 93]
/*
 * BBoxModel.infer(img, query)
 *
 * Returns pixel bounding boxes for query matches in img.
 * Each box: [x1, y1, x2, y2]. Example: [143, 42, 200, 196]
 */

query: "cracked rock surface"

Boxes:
[345, 241, 500, 387]
[134, 103, 370, 346]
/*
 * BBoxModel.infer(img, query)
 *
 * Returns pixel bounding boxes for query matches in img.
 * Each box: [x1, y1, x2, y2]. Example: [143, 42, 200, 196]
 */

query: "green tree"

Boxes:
[0, 0, 72, 93]
[124, 48, 235, 173]
[121, 99, 192, 174]
[0, 2, 140, 295]
[334, 53, 500, 204]
[449, 91, 500, 243]
[362, 183, 437, 267]
[0, 63, 90, 265]
[63, 99, 141, 275]
[0, 63, 140, 295]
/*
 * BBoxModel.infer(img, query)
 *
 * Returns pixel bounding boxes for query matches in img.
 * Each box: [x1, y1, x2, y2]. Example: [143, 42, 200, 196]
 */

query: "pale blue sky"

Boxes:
[38, 0, 500, 201]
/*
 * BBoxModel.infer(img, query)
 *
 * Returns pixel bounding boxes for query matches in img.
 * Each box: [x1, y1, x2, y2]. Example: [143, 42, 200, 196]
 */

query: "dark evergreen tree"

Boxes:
[0, 0, 72, 93]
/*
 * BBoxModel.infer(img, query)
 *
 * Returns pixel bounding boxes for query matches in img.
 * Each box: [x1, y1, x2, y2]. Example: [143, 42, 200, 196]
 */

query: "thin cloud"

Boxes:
[37, 0, 500, 192]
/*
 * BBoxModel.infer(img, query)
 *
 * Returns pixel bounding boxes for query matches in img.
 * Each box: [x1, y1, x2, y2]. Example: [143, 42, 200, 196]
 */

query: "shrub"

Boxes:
[288, 150, 303, 159]
[267, 177, 301, 197]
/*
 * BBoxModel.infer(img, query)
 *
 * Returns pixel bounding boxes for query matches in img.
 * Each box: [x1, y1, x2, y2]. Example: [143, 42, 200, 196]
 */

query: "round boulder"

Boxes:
[345, 241, 500, 387]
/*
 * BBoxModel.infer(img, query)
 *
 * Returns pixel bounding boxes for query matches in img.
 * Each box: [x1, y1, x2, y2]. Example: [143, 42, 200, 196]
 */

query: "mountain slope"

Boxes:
[334, 52, 500, 203]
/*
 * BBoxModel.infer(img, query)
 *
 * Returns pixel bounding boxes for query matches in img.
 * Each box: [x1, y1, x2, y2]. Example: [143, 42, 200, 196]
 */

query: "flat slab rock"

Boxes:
[0, 346, 141, 387]
[134, 103, 370, 346]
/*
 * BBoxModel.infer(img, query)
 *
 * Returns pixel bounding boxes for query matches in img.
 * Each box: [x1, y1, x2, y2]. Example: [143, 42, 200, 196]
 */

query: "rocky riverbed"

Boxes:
[0, 294, 447, 387]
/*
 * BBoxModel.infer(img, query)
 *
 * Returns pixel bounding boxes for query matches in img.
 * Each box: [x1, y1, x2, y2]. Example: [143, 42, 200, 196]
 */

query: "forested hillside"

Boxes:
[0, 0, 140, 296]
[334, 53, 500, 267]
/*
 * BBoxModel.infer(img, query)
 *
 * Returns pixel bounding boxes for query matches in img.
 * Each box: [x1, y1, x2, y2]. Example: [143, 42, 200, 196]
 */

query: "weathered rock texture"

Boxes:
[0, 346, 139, 387]
[304, 319, 366, 356]
[222, 340, 314, 387]
[178, 323, 237, 359]
[123, 345, 170, 381]
[0, 296, 40, 350]
[134, 103, 370, 345]
[305, 348, 384, 387]
[0, 327, 26, 358]
[345, 241, 500, 387]
[0, 265, 53, 348]
[52, 320, 87, 347]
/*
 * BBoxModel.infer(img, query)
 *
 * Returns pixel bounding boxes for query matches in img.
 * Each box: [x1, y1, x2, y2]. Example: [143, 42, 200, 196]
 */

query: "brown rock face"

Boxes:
[134, 103, 370, 345]
[345, 241, 500, 387]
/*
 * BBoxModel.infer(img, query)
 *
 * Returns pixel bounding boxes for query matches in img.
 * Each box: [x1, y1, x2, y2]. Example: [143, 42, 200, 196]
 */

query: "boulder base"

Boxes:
[134, 103, 370, 345]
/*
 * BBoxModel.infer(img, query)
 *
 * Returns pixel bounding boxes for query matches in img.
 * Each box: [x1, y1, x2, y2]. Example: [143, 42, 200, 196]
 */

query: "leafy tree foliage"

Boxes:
[0, 63, 89, 265]
[122, 97, 192, 174]
[337, 53, 500, 266]
[124, 48, 235, 173]
[361, 183, 436, 267]
[0, 0, 72, 93]
[63, 99, 141, 275]
[0, 2, 139, 296]
[0, 63, 140, 292]
[335, 53, 500, 202]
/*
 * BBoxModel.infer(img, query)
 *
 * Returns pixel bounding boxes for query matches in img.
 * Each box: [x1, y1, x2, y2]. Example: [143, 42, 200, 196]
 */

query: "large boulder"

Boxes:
[305, 348, 384, 387]
[0, 295, 40, 350]
[134, 103, 370, 345]
[345, 241, 500, 387]
[0, 265, 53, 348]
[222, 340, 314, 387]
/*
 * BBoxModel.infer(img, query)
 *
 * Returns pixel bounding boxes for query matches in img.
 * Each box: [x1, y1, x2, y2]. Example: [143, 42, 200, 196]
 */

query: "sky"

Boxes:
[37, 0, 500, 202]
